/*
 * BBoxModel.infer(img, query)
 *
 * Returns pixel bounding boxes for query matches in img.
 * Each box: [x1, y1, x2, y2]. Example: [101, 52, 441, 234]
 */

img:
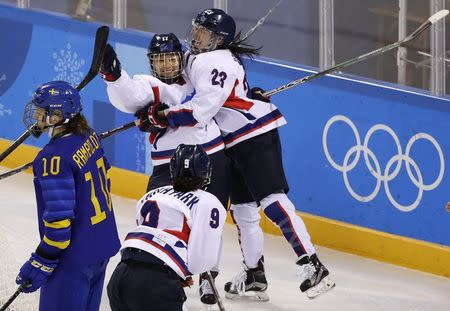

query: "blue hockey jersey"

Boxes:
[33, 132, 120, 265]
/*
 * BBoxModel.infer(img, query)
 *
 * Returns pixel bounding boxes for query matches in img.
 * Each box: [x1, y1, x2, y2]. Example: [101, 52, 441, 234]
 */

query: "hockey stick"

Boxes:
[241, 0, 283, 41]
[0, 25, 109, 164]
[0, 120, 138, 181]
[263, 9, 449, 96]
[0, 162, 33, 181]
[0, 282, 29, 311]
[205, 271, 225, 311]
[98, 120, 138, 139]
[76, 25, 109, 91]
[0, 125, 40, 163]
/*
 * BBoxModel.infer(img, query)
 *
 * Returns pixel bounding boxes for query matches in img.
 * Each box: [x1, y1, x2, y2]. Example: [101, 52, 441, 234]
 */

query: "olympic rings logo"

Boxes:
[322, 115, 445, 212]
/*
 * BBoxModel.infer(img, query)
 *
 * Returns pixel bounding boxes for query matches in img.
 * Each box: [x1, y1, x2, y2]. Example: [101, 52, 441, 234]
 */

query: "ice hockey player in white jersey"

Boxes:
[141, 8, 335, 300]
[99, 34, 231, 208]
[100, 33, 231, 306]
[107, 144, 226, 311]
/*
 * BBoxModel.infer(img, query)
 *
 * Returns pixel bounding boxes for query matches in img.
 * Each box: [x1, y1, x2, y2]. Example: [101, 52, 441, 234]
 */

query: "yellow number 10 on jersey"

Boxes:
[84, 157, 113, 225]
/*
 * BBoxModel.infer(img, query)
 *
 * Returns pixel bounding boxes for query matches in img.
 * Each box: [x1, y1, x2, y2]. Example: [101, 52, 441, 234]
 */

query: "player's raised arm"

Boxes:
[100, 44, 155, 113]
[100, 37, 191, 115]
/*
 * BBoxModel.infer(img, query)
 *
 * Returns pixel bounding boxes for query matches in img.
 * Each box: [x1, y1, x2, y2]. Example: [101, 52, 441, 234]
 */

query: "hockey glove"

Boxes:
[100, 44, 122, 82]
[16, 253, 58, 293]
[181, 276, 194, 288]
[148, 103, 169, 129]
[135, 103, 158, 133]
[251, 87, 271, 103]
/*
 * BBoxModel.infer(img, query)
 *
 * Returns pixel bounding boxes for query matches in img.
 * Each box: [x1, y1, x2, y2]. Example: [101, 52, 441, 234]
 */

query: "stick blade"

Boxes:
[90, 26, 110, 74]
[75, 25, 110, 91]
[429, 9, 449, 24]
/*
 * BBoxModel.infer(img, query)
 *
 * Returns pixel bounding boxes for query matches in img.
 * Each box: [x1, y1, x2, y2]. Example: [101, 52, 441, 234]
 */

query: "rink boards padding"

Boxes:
[1, 139, 449, 277]
[0, 4, 449, 277]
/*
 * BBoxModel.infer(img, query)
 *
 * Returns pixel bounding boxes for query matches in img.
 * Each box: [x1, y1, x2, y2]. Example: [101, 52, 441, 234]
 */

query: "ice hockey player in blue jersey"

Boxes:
[16, 80, 121, 311]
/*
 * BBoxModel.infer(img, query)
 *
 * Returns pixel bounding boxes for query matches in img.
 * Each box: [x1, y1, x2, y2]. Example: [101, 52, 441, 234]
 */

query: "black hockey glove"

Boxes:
[135, 102, 169, 131]
[251, 87, 271, 103]
[148, 102, 169, 129]
[100, 44, 122, 82]
[135, 103, 157, 133]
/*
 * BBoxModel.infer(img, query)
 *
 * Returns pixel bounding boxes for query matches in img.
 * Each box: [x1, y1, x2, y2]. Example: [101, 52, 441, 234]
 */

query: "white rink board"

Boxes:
[0, 168, 449, 311]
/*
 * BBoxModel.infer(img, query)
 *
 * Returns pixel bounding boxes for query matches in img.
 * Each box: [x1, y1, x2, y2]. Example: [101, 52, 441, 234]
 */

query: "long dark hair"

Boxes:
[227, 31, 262, 63]
[172, 177, 202, 193]
[66, 114, 91, 135]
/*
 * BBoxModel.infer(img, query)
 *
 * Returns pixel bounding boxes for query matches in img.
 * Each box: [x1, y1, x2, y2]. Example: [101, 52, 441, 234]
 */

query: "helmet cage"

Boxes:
[148, 51, 183, 84]
[23, 101, 71, 132]
[188, 20, 224, 54]
[23, 101, 42, 131]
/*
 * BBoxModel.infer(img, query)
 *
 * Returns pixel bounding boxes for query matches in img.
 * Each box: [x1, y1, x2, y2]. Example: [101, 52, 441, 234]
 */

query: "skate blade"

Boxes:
[200, 296, 217, 305]
[225, 290, 269, 302]
[305, 276, 335, 299]
[202, 304, 216, 311]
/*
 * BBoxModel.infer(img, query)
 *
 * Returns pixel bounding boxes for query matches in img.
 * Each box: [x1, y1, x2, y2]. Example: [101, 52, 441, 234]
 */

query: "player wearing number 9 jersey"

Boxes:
[144, 8, 334, 300]
[16, 81, 120, 311]
[107, 144, 226, 311]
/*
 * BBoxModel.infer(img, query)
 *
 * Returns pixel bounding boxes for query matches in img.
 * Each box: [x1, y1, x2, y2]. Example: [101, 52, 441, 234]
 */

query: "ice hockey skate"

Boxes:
[199, 271, 218, 306]
[224, 256, 269, 302]
[296, 254, 335, 299]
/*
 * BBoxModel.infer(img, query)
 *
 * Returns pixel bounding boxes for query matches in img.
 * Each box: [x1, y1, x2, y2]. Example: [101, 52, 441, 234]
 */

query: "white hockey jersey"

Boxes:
[163, 50, 287, 148]
[105, 71, 224, 165]
[121, 185, 226, 279]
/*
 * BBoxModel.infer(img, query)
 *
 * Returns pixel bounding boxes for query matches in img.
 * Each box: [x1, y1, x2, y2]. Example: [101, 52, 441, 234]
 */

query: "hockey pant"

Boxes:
[39, 259, 108, 311]
[231, 193, 315, 268]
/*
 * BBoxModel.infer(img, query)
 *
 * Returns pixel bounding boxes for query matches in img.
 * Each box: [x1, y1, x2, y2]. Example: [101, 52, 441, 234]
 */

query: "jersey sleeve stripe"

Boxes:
[43, 219, 71, 229]
[152, 86, 160, 103]
[166, 109, 198, 128]
[43, 236, 70, 250]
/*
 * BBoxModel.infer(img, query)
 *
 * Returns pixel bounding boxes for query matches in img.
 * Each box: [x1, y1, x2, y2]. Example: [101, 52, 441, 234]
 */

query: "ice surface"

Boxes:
[1, 168, 449, 311]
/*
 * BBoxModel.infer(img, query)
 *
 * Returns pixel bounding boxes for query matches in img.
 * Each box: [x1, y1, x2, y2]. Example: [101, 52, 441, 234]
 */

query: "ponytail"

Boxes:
[66, 114, 92, 136]
[226, 31, 262, 63]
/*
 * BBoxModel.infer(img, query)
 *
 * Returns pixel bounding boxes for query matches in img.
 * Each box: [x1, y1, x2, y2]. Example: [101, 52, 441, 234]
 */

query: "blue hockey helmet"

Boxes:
[147, 33, 183, 84]
[189, 8, 236, 54]
[170, 144, 212, 188]
[23, 81, 82, 131]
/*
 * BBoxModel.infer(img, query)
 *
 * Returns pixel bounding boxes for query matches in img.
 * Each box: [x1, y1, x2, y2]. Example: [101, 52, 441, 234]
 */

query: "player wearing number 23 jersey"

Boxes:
[17, 81, 120, 311]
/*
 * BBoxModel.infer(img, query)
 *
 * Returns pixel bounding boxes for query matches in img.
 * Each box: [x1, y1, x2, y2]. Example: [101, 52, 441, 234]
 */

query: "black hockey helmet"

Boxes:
[188, 8, 236, 54]
[147, 33, 183, 84]
[170, 144, 212, 189]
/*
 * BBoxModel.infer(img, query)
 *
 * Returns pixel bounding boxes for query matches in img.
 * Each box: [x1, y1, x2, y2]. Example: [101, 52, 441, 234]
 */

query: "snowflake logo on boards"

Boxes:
[0, 103, 12, 116]
[0, 74, 12, 117]
[52, 43, 86, 86]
